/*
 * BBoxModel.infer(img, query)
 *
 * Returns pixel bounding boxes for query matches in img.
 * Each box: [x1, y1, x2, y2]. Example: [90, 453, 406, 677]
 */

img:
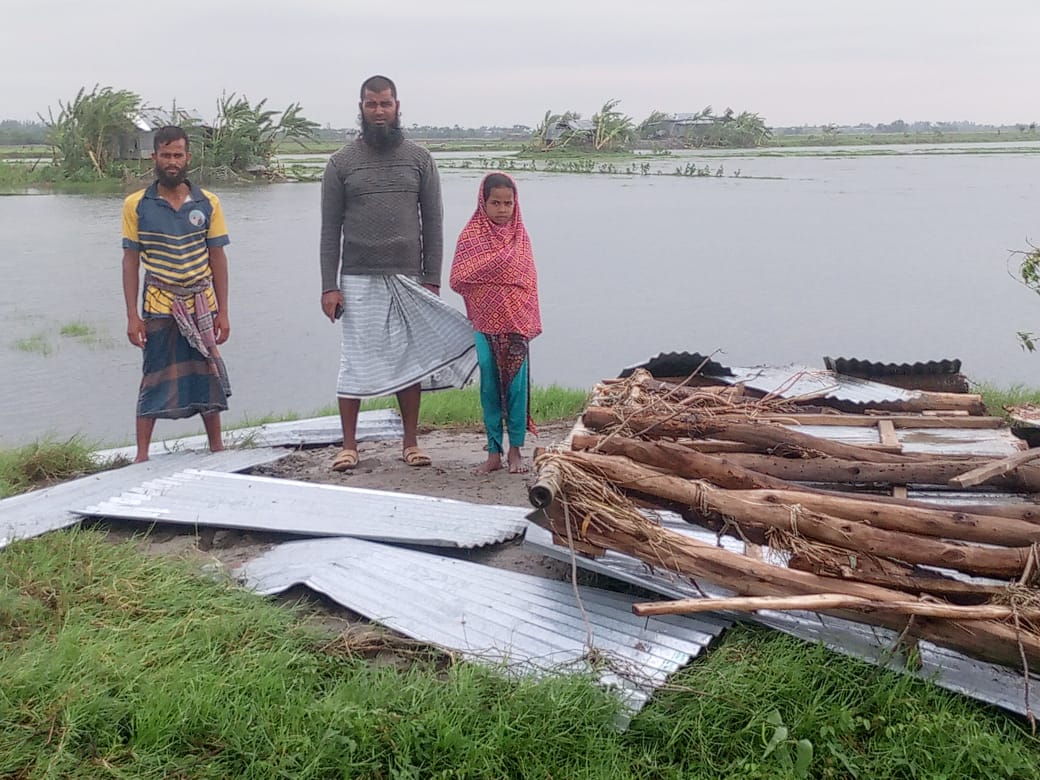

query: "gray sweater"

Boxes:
[319, 138, 443, 291]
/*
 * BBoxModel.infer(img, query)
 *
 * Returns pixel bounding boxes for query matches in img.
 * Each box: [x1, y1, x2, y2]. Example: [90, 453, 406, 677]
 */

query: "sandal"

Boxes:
[401, 446, 432, 467]
[331, 448, 359, 472]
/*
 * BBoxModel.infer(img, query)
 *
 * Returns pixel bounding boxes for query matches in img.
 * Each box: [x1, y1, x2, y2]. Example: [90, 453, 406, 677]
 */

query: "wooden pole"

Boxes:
[531, 483, 1040, 670]
[631, 594, 1040, 621]
[723, 453, 1040, 492]
[571, 434, 1040, 545]
[567, 450, 1034, 578]
[949, 448, 1040, 488]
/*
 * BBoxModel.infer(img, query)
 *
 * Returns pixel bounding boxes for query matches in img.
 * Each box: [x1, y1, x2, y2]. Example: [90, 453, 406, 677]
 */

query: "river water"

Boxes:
[3, 146, 1040, 446]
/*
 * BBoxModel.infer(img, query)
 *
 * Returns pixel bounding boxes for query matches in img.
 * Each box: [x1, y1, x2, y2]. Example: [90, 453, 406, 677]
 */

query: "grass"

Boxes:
[977, 382, 1040, 419]
[1, 530, 1037, 779]
[14, 333, 51, 355]
[0, 437, 113, 498]
[59, 321, 95, 339]
[358, 383, 589, 427]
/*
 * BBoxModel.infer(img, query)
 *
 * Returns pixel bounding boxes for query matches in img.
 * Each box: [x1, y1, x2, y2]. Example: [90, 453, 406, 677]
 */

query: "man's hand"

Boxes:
[127, 313, 147, 348]
[421, 283, 440, 296]
[322, 290, 344, 322]
[213, 311, 230, 344]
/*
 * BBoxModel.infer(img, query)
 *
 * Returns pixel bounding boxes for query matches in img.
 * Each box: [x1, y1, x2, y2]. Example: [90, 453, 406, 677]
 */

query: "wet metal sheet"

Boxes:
[523, 516, 1039, 718]
[93, 410, 403, 462]
[237, 537, 728, 716]
[78, 470, 527, 548]
[0, 448, 286, 550]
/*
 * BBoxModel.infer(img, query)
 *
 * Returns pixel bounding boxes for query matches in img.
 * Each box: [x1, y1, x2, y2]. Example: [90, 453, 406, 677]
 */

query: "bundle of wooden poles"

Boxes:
[529, 369, 1040, 672]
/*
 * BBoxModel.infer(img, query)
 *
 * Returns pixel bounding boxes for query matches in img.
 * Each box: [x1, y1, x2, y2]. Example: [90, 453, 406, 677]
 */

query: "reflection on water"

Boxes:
[3, 149, 1040, 446]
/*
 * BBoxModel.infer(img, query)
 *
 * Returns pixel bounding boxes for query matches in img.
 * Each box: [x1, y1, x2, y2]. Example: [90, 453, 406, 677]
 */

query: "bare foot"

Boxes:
[475, 453, 503, 474]
[133, 455, 149, 464]
[209, 444, 225, 453]
[507, 448, 528, 474]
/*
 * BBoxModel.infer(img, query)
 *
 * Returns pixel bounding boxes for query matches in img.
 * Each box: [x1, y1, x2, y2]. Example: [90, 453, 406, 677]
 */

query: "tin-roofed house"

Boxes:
[116, 107, 211, 160]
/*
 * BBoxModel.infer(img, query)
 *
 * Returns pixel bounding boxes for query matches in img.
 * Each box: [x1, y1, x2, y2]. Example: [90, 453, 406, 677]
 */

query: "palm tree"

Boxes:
[44, 85, 141, 177]
[637, 110, 669, 140]
[592, 99, 634, 151]
[204, 94, 318, 172]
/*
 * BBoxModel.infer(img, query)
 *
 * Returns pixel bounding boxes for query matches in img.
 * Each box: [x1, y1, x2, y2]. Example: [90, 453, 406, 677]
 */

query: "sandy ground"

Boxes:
[94, 421, 579, 608]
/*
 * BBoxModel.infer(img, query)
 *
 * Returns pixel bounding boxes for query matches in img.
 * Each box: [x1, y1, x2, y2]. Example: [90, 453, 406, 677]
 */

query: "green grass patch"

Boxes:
[977, 382, 1040, 419]
[630, 625, 1040, 778]
[14, 333, 51, 355]
[0, 437, 114, 498]
[2, 531, 1038, 779]
[59, 321, 96, 339]
[0, 530, 628, 779]
[359, 383, 588, 427]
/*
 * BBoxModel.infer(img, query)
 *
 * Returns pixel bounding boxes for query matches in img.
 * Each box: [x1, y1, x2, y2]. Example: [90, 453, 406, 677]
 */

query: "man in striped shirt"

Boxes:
[121, 125, 232, 462]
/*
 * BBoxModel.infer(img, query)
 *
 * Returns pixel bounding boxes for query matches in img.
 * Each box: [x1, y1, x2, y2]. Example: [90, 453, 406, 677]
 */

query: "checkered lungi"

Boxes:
[336, 275, 477, 398]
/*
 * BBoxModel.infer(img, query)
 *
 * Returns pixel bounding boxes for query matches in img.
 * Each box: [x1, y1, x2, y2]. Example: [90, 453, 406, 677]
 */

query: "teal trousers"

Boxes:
[475, 332, 529, 454]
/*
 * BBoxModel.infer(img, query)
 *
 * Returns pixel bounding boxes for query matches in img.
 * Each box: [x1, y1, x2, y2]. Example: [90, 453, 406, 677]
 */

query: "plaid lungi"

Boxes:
[336, 275, 477, 398]
[137, 316, 231, 418]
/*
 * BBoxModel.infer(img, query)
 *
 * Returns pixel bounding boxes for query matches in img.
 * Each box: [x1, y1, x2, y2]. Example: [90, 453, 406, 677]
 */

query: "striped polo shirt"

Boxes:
[122, 181, 230, 316]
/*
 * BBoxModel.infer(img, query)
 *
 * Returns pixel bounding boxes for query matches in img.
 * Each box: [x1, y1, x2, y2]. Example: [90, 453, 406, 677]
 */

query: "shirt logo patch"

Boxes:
[188, 209, 206, 227]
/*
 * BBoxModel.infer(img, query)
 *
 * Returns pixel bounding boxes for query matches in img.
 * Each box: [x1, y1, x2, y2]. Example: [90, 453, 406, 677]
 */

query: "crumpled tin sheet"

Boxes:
[237, 536, 729, 718]
[0, 448, 286, 550]
[523, 515, 1039, 719]
[93, 409, 403, 462]
[78, 470, 528, 548]
[718, 364, 917, 404]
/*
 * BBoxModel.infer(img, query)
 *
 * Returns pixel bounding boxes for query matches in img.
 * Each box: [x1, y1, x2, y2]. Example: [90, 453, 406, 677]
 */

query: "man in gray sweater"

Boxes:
[319, 75, 476, 471]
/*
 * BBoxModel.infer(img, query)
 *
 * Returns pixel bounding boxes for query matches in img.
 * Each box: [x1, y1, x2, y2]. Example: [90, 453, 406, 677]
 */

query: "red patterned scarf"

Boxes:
[449, 172, 542, 339]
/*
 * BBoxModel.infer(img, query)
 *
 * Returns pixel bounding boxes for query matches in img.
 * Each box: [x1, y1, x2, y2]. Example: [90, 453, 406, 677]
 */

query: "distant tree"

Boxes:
[0, 120, 48, 145]
[591, 99, 634, 151]
[530, 109, 583, 150]
[201, 94, 319, 173]
[43, 85, 141, 178]
[637, 110, 669, 140]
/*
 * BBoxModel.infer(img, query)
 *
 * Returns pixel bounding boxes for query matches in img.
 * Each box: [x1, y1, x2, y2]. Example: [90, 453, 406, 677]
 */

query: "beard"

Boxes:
[155, 162, 187, 188]
[361, 115, 404, 151]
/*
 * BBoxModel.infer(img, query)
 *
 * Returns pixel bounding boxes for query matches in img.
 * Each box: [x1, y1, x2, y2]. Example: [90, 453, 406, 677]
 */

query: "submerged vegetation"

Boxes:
[13, 333, 50, 355]
[59, 321, 95, 339]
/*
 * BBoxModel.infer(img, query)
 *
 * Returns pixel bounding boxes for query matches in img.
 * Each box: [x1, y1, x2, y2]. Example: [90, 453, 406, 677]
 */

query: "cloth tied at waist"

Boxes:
[145, 274, 231, 396]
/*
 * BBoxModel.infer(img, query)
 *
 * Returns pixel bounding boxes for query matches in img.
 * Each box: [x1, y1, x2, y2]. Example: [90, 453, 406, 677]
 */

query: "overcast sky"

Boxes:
[4, 0, 1038, 129]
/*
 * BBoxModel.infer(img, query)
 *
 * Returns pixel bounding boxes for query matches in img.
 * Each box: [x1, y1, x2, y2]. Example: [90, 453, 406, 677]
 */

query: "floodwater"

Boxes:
[3, 147, 1040, 447]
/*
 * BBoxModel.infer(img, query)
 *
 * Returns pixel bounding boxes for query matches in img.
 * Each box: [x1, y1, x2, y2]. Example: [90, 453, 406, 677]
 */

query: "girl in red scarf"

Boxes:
[450, 172, 542, 474]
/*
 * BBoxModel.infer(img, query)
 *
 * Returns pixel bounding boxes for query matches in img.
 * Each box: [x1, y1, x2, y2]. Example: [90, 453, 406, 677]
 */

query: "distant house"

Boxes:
[115, 107, 211, 160]
[543, 117, 595, 147]
[643, 113, 715, 139]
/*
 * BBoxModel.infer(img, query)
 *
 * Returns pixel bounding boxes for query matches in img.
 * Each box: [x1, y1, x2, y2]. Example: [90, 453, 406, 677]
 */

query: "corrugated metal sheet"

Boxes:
[823, 357, 963, 376]
[523, 515, 1040, 718]
[237, 536, 728, 717]
[0, 448, 286, 550]
[93, 410, 403, 463]
[786, 424, 1022, 457]
[78, 470, 528, 548]
[619, 352, 733, 379]
[720, 364, 917, 404]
